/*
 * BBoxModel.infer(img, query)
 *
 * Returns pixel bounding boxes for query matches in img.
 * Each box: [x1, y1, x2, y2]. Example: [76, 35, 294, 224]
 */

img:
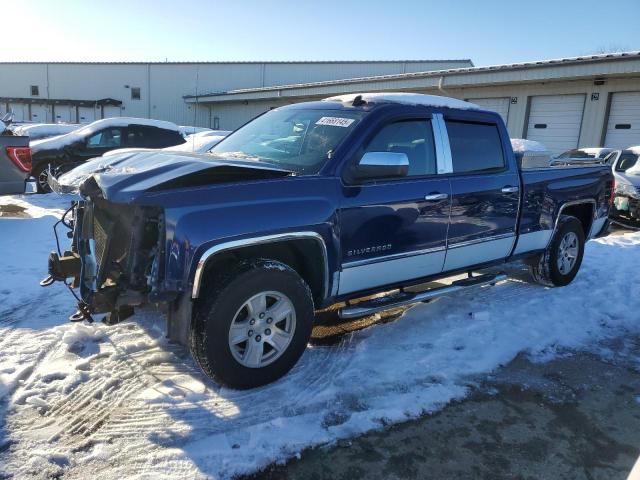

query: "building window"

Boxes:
[30, 85, 39, 96]
[213, 116, 220, 130]
[131, 87, 141, 100]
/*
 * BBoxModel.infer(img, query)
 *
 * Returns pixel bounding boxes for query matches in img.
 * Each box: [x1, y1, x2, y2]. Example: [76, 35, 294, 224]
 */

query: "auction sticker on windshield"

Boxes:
[316, 117, 355, 127]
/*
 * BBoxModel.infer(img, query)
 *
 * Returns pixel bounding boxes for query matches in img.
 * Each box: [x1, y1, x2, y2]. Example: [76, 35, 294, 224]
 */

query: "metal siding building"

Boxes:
[185, 52, 640, 152]
[0, 60, 472, 125]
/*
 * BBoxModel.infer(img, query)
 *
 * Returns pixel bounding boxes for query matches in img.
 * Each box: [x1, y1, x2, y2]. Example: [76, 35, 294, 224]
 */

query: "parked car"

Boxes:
[0, 134, 31, 195]
[606, 147, 640, 226]
[49, 131, 230, 194]
[43, 93, 613, 389]
[551, 147, 614, 166]
[30, 117, 186, 193]
[11, 123, 79, 141]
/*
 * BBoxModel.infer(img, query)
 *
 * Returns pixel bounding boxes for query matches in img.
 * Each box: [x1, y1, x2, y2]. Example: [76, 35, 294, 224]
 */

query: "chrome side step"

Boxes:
[338, 273, 507, 319]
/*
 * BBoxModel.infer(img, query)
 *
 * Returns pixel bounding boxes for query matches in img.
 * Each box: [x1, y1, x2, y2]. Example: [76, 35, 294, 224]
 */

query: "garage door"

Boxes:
[525, 94, 586, 154]
[78, 106, 96, 123]
[54, 105, 74, 123]
[604, 92, 640, 149]
[469, 97, 510, 123]
[8, 103, 27, 122]
[102, 105, 121, 119]
[30, 104, 50, 122]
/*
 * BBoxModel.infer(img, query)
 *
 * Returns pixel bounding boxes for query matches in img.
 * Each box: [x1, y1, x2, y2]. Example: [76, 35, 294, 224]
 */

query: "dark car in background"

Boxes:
[30, 118, 185, 192]
[606, 147, 640, 227]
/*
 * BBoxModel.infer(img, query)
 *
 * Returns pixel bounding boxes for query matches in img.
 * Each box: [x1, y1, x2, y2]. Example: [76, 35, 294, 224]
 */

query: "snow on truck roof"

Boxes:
[322, 92, 481, 110]
[75, 117, 179, 136]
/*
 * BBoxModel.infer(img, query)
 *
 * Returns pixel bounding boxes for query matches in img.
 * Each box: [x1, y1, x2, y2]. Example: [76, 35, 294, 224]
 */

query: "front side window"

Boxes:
[209, 108, 364, 174]
[446, 121, 505, 173]
[86, 128, 122, 148]
[362, 120, 436, 177]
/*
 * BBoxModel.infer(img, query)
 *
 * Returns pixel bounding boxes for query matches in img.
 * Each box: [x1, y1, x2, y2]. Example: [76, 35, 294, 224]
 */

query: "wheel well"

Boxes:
[560, 203, 594, 237]
[196, 239, 326, 304]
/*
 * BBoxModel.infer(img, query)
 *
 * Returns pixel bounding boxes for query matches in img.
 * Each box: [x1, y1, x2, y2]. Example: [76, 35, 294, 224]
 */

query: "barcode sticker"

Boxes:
[315, 117, 355, 127]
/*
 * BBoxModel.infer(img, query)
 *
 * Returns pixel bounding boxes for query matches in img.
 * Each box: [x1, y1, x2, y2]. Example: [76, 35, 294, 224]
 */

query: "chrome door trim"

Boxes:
[447, 232, 515, 250]
[432, 113, 453, 174]
[191, 231, 329, 299]
[424, 193, 449, 201]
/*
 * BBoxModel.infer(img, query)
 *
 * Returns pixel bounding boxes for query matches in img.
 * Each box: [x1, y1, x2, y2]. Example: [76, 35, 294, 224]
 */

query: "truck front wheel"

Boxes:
[190, 259, 314, 389]
[529, 215, 585, 287]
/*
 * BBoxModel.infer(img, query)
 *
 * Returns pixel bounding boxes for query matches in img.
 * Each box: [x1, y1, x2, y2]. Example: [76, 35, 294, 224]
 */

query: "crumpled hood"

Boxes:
[75, 151, 292, 203]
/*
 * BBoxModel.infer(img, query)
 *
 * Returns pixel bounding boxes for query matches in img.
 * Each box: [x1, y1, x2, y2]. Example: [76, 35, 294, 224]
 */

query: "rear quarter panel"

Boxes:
[514, 165, 612, 254]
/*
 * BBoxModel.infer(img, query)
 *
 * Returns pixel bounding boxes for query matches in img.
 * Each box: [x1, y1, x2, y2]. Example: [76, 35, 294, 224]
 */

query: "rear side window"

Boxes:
[446, 121, 505, 173]
[364, 120, 437, 176]
[126, 126, 181, 148]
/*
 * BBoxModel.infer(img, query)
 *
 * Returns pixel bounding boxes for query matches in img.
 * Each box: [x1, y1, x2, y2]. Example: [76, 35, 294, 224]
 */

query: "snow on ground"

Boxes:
[0, 194, 639, 479]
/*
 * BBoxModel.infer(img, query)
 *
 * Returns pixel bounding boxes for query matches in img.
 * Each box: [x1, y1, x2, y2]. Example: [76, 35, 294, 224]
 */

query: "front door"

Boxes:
[338, 118, 451, 295]
[442, 118, 520, 271]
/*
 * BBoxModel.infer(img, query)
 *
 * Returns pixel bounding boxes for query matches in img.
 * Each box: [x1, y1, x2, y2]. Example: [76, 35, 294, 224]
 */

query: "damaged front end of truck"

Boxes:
[43, 177, 166, 324]
[41, 152, 294, 325]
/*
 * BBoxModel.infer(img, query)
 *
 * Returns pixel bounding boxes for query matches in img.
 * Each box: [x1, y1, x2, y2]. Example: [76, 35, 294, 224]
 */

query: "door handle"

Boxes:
[424, 193, 449, 201]
[501, 186, 519, 194]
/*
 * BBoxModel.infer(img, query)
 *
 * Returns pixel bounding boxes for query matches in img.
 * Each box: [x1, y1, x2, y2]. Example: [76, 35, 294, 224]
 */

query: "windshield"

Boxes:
[615, 153, 639, 172]
[208, 108, 365, 174]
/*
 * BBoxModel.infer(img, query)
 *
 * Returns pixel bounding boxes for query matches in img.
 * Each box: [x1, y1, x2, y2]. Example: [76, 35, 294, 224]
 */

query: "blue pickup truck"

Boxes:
[44, 93, 613, 388]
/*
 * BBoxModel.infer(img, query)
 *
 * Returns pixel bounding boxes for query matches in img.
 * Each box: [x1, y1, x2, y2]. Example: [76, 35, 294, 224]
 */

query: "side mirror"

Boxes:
[353, 151, 409, 180]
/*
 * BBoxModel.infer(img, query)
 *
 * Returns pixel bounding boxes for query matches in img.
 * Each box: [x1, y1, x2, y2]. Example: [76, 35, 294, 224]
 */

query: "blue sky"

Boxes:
[2, 0, 639, 65]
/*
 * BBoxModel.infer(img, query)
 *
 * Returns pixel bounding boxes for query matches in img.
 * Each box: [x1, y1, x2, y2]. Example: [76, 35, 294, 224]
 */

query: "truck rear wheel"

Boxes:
[529, 215, 585, 287]
[190, 259, 314, 389]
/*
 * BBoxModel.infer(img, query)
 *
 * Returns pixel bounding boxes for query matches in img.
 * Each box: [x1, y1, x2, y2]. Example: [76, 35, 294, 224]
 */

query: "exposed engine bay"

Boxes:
[44, 195, 164, 323]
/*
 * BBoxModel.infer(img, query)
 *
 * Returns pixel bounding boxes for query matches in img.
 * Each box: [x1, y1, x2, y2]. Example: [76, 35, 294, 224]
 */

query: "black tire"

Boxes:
[33, 163, 52, 194]
[529, 215, 585, 287]
[190, 259, 314, 389]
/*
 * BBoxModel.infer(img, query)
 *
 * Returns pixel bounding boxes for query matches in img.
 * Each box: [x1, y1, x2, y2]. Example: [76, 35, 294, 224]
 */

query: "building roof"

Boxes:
[0, 59, 473, 65]
[185, 51, 640, 103]
[0, 97, 121, 107]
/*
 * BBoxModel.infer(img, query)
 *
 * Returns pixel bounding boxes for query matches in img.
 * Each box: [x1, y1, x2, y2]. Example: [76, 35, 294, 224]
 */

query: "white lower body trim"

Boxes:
[443, 237, 514, 271]
[338, 249, 445, 295]
[513, 230, 552, 254]
[589, 217, 607, 239]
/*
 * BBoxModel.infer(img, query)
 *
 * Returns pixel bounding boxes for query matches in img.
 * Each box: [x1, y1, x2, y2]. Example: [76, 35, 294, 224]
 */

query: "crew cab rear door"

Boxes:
[337, 116, 452, 295]
[441, 115, 520, 271]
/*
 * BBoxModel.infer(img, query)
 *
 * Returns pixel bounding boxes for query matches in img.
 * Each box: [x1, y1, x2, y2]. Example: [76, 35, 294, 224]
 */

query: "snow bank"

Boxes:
[324, 92, 480, 110]
[0, 195, 639, 479]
